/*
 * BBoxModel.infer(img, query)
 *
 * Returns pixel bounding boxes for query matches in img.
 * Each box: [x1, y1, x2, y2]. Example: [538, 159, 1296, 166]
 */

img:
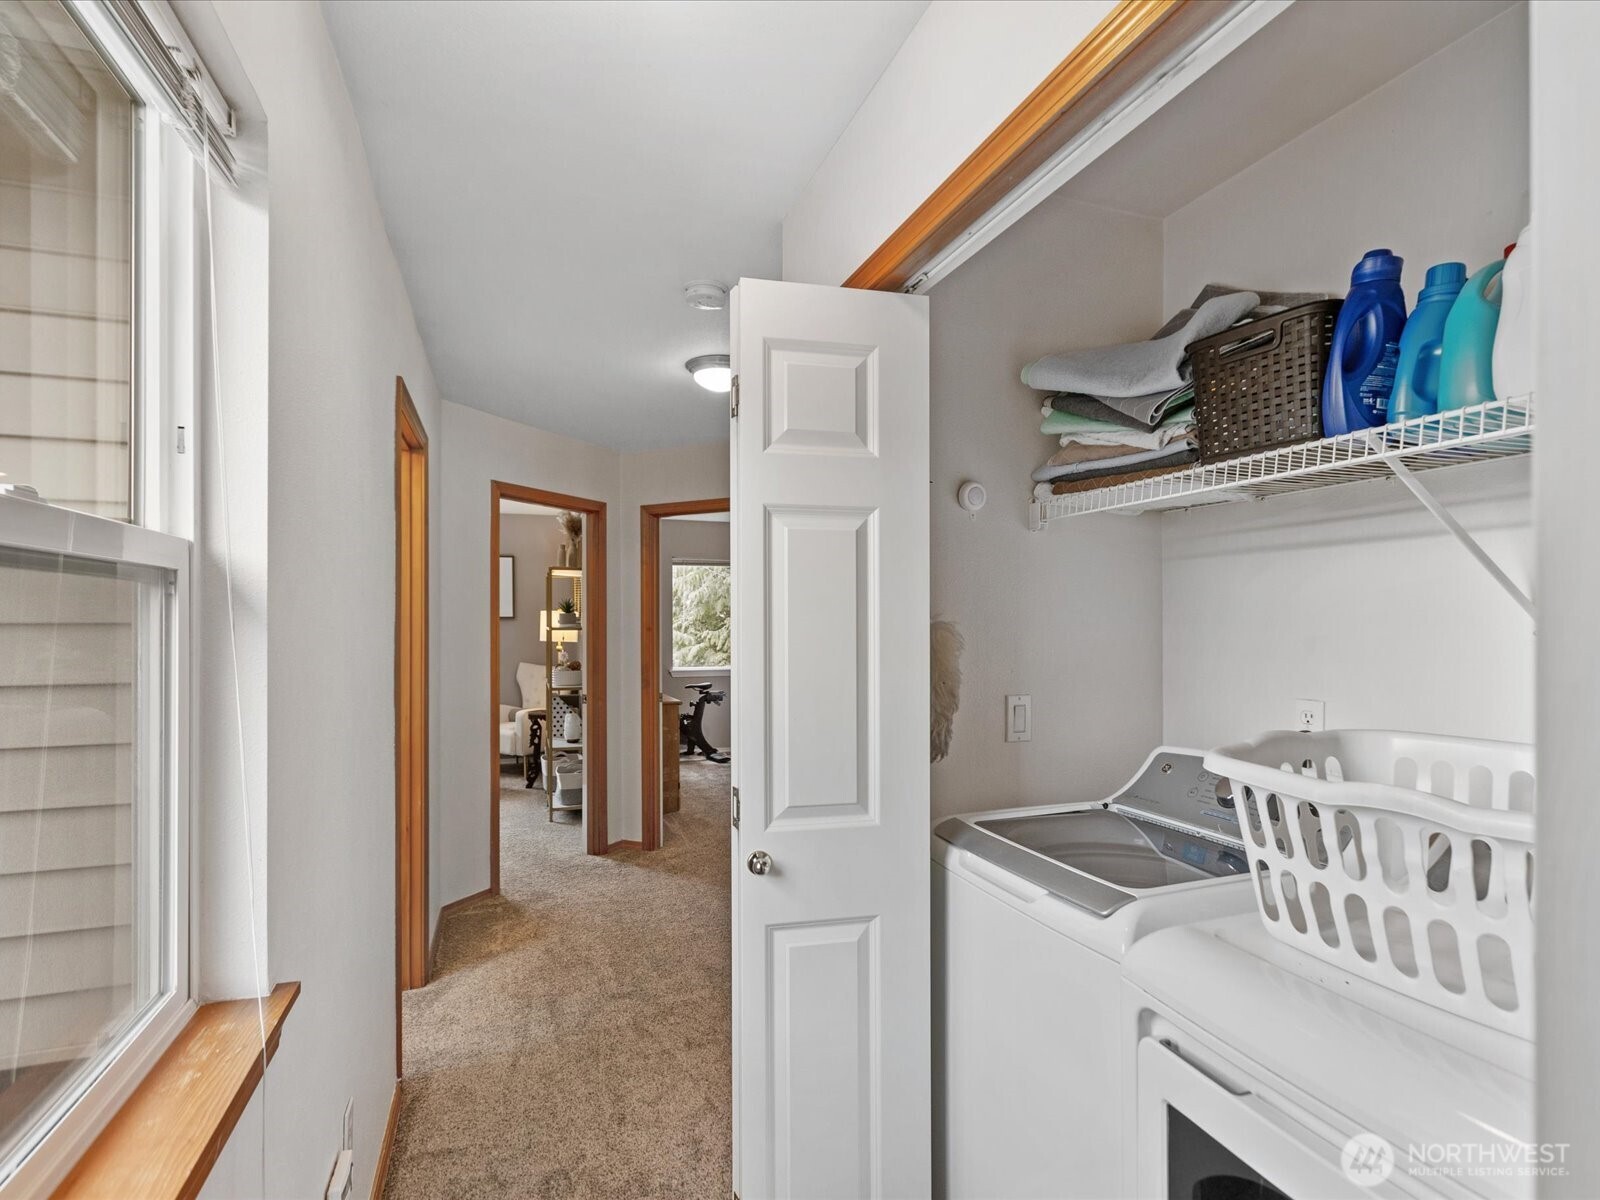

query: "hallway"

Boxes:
[385, 761, 733, 1198]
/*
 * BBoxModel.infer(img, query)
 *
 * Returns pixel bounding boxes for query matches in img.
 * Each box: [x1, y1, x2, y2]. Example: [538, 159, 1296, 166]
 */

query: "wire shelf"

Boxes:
[1032, 397, 1533, 524]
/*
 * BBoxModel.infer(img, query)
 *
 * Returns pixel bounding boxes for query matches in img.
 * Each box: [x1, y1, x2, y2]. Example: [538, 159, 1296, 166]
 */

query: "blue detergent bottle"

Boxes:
[1322, 249, 1408, 436]
[1438, 257, 1506, 411]
[1388, 261, 1466, 423]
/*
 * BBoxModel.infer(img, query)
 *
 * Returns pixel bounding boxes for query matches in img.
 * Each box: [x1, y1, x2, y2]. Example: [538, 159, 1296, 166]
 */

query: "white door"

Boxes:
[730, 277, 930, 1200]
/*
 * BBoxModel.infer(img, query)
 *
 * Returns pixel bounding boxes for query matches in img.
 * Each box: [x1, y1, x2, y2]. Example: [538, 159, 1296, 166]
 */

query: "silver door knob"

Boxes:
[746, 850, 773, 876]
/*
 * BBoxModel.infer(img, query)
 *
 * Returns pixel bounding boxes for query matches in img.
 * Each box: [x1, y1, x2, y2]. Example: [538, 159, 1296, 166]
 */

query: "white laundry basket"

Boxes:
[1204, 730, 1535, 1038]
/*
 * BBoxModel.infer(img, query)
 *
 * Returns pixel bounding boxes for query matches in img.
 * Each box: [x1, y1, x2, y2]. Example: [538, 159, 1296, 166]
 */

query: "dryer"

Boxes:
[1123, 913, 1535, 1200]
[933, 747, 1258, 1200]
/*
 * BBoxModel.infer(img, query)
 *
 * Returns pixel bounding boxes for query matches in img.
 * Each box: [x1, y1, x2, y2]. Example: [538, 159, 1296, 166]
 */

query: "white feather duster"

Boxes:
[930, 620, 964, 763]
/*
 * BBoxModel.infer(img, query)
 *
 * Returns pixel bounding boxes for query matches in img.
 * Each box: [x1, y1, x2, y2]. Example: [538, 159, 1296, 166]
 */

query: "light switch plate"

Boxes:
[1005, 694, 1032, 743]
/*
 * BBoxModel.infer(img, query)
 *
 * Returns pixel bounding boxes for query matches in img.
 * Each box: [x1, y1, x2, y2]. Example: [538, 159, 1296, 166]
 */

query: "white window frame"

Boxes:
[0, 502, 194, 1196]
[0, 1, 202, 1192]
[669, 558, 732, 675]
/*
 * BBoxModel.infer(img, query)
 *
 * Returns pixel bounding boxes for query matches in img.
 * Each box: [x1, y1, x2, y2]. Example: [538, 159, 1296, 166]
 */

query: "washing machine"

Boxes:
[1122, 913, 1535, 1200]
[933, 747, 1259, 1200]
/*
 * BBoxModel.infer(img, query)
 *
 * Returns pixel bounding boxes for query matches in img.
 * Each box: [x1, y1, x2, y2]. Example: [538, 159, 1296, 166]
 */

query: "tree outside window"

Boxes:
[671, 562, 731, 670]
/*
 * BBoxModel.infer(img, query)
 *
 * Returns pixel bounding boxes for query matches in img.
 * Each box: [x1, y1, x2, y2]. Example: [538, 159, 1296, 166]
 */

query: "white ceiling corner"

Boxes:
[321, 0, 928, 452]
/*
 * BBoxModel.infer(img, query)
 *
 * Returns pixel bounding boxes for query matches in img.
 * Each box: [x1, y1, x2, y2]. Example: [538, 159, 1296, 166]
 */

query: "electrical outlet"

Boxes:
[1293, 699, 1325, 733]
[1005, 695, 1031, 743]
[342, 1098, 354, 1152]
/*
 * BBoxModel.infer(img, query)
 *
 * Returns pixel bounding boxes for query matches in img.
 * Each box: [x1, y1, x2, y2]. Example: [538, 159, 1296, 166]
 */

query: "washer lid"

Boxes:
[935, 817, 1137, 916]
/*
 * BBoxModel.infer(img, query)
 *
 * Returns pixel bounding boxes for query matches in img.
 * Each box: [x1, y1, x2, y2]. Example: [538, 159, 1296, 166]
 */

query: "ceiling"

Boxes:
[321, 0, 927, 452]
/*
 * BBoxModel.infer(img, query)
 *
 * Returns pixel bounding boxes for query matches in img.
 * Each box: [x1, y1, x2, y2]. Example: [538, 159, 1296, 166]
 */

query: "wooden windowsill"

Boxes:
[52, 982, 301, 1200]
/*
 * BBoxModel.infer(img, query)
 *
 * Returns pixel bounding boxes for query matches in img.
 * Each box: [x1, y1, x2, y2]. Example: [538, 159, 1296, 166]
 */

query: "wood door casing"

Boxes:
[395, 378, 429, 1076]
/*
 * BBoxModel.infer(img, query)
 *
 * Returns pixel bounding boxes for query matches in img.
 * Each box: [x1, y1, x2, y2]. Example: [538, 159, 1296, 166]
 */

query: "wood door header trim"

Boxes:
[843, 0, 1212, 292]
[641, 498, 731, 519]
[492, 479, 607, 515]
[397, 377, 427, 448]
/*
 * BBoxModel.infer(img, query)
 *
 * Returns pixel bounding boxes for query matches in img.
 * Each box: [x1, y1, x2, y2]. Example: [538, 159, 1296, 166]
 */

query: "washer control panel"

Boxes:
[1112, 748, 1242, 846]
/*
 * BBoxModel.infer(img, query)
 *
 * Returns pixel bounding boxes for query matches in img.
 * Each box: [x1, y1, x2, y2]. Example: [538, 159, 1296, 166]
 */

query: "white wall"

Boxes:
[1162, 464, 1533, 748]
[496, 513, 565, 707]
[927, 188, 1165, 822]
[661, 518, 733, 749]
[1530, 2, 1600, 1190]
[1160, 6, 1534, 746]
[200, 3, 445, 1197]
[782, 0, 1117, 287]
[1161, 8, 1529, 316]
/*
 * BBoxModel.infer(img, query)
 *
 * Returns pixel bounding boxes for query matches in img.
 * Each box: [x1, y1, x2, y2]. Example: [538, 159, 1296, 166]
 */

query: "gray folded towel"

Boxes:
[1021, 291, 1258, 398]
[1152, 284, 1331, 339]
[1050, 383, 1195, 430]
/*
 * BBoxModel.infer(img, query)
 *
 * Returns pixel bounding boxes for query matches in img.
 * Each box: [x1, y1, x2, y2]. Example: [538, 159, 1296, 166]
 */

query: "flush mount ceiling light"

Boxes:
[686, 354, 732, 394]
[683, 280, 728, 311]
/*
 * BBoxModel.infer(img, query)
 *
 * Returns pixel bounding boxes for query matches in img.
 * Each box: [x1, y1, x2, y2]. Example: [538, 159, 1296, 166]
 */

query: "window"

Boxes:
[0, 1, 135, 520]
[0, 512, 187, 1183]
[0, 1, 207, 1190]
[670, 561, 731, 671]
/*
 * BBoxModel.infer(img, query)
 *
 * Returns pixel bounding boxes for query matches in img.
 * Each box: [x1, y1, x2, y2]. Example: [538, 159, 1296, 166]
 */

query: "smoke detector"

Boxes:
[683, 280, 728, 311]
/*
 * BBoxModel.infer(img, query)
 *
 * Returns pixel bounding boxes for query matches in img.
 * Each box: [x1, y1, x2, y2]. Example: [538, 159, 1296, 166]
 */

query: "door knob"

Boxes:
[746, 850, 773, 876]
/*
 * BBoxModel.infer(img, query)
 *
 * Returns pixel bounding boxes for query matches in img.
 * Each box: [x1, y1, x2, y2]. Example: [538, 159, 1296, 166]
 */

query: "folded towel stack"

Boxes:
[1020, 285, 1328, 497]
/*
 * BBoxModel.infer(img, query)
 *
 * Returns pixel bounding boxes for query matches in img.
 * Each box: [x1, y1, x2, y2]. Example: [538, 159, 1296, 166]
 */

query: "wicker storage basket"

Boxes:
[1189, 299, 1341, 463]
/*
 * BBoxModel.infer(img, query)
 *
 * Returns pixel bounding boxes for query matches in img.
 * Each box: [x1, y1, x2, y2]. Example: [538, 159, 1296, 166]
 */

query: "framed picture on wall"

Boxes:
[499, 556, 515, 618]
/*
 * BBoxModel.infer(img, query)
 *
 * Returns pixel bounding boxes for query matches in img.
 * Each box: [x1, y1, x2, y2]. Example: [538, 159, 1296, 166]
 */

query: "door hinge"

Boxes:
[730, 374, 739, 420]
[731, 785, 740, 828]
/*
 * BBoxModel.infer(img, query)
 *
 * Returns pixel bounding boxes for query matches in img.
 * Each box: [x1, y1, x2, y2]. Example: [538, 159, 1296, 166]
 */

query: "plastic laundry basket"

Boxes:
[1204, 730, 1535, 1038]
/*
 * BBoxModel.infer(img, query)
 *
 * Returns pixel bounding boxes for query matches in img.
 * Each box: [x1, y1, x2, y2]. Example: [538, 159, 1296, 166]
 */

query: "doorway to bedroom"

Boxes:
[640, 498, 732, 849]
[489, 481, 609, 873]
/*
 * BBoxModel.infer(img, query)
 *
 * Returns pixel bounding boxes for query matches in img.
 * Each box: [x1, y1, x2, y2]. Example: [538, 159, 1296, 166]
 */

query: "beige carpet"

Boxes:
[384, 759, 733, 1199]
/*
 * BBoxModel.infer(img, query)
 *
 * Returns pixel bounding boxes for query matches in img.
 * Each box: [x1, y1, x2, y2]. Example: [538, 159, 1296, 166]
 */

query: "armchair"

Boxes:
[498, 661, 546, 776]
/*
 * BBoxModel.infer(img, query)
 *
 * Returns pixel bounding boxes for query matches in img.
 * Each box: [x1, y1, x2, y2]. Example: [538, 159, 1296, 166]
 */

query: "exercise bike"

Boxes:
[679, 682, 730, 763]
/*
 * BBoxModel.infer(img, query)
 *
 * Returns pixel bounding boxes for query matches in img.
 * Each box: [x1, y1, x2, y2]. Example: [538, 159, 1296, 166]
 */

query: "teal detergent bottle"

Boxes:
[1438, 257, 1506, 411]
[1388, 262, 1466, 423]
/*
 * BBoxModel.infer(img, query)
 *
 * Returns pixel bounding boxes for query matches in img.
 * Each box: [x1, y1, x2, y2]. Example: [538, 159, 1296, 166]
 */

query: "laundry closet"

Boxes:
[728, 3, 1563, 1196]
[918, 2, 1539, 1198]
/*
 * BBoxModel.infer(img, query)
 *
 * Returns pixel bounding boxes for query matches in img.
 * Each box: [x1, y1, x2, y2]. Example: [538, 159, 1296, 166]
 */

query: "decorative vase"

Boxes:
[563, 712, 582, 743]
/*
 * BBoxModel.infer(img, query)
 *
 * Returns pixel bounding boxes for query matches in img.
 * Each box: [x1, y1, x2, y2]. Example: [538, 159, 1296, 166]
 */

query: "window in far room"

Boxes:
[670, 561, 730, 671]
